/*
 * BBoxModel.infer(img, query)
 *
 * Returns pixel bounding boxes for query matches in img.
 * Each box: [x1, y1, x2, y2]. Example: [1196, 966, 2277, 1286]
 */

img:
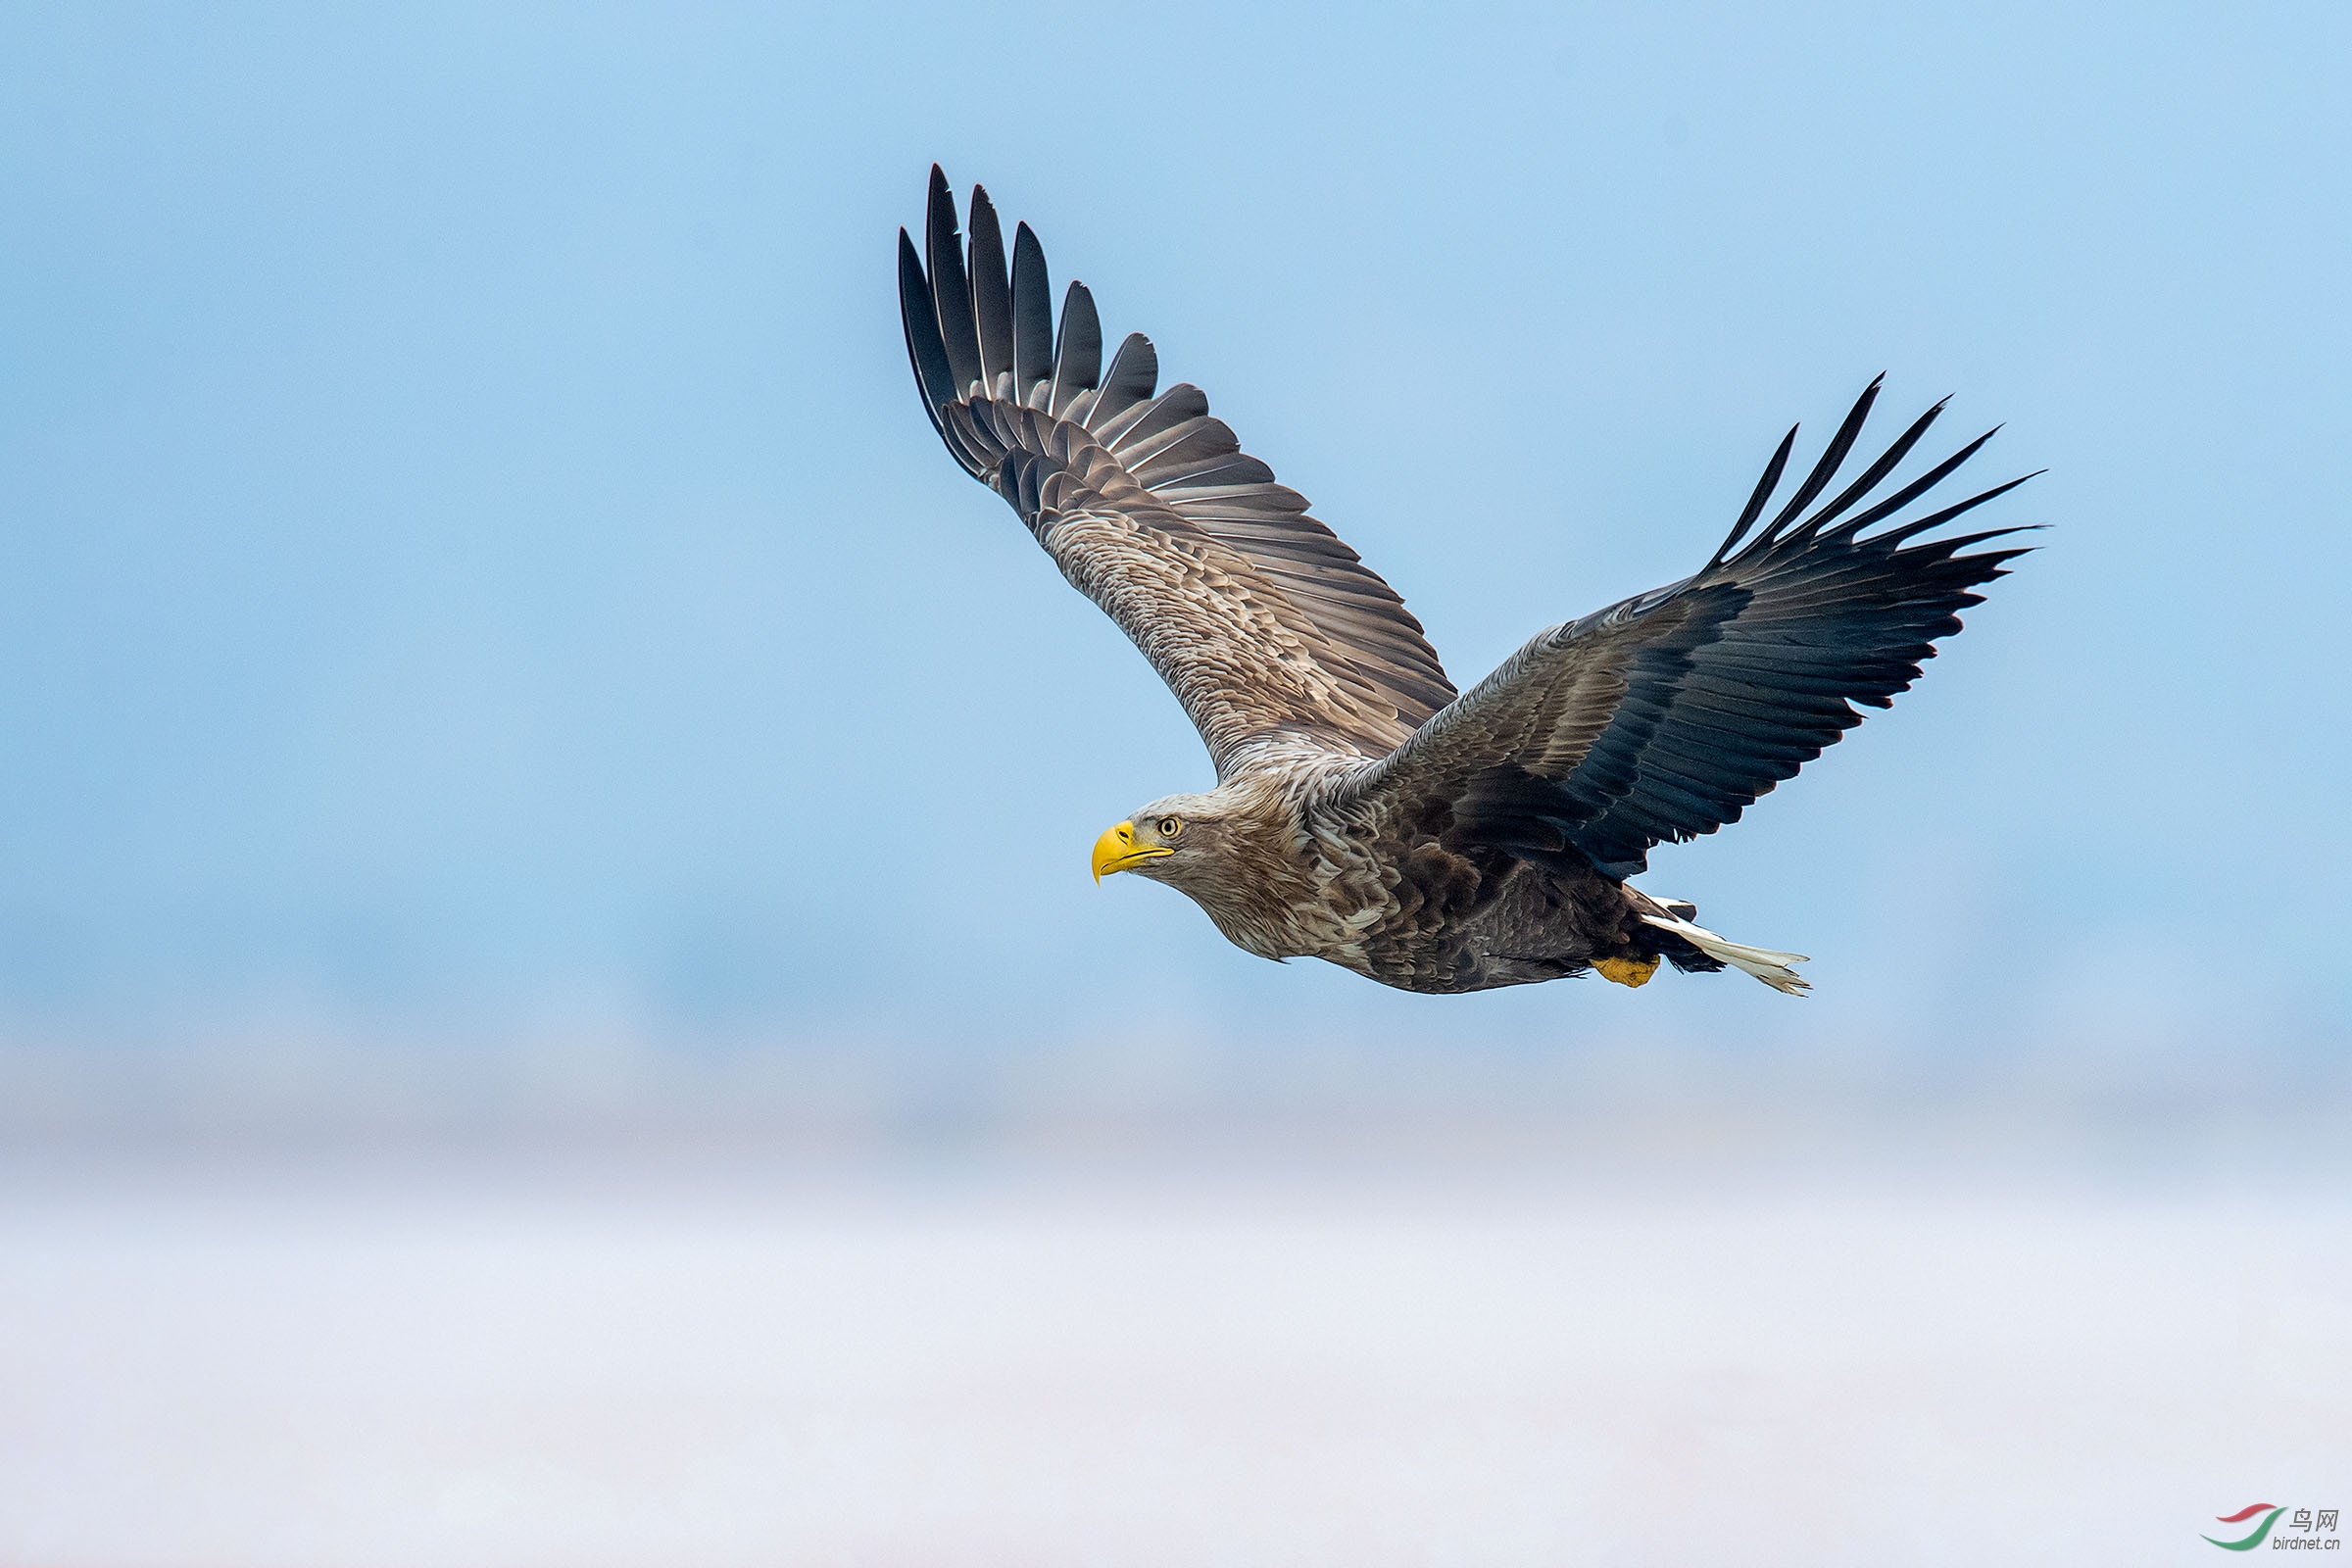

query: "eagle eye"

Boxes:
[1156, 815, 1183, 838]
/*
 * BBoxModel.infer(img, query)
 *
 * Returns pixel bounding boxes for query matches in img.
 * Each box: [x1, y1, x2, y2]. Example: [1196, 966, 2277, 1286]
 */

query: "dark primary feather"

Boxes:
[1009, 222, 1054, 404]
[923, 167, 980, 400]
[896, 231, 955, 445]
[899, 168, 1456, 772]
[1346, 382, 2035, 877]
[967, 187, 1014, 394]
[1048, 281, 1102, 417]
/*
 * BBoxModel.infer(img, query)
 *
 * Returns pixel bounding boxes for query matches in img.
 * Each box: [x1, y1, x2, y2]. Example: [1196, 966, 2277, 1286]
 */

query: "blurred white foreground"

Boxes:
[1, 1137, 2345, 1567]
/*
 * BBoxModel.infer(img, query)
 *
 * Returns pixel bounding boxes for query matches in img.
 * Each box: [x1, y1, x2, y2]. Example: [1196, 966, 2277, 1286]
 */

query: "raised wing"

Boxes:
[1340, 380, 2034, 877]
[898, 168, 1454, 776]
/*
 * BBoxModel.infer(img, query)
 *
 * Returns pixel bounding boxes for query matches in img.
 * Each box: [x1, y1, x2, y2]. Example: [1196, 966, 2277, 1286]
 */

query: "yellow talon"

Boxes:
[1594, 955, 1660, 988]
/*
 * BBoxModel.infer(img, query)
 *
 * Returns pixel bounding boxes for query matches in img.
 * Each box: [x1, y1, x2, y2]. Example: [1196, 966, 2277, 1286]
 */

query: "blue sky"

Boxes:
[0, 2, 2345, 1069]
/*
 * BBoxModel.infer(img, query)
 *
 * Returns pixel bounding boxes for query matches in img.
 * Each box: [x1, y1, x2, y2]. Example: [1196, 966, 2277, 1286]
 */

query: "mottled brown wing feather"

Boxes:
[900, 169, 1455, 777]
[1339, 381, 2035, 877]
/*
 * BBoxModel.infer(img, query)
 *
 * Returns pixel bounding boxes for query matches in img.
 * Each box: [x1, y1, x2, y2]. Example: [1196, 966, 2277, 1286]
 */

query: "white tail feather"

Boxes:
[1639, 912, 1812, 996]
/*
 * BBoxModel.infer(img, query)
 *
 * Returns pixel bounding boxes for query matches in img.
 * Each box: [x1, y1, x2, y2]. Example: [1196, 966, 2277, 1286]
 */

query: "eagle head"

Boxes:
[1091, 794, 1225, 886]
[1090, 780, 1334, 962]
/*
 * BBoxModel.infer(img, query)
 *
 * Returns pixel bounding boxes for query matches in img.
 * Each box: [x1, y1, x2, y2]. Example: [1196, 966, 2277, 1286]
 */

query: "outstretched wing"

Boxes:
[1339, 380, 2034, 877]
[899, 168, 1454, 777]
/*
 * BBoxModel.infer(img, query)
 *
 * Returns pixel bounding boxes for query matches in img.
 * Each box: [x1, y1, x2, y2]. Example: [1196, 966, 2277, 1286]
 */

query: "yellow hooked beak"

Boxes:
[1092, 820, 1174, 883]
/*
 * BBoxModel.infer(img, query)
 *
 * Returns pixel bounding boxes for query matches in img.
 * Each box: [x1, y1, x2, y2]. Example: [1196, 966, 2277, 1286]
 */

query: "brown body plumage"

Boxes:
[899, 169, 2031, 996]
[1107, 764, 1687, 995]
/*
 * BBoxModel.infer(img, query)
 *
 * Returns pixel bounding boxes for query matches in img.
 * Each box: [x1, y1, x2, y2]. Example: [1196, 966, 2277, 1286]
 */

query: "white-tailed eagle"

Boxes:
[898, 169, 2032, 996]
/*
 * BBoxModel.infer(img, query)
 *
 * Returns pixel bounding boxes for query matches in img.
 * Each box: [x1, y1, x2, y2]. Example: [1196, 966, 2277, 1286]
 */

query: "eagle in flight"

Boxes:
[898, 169, 2031, 996]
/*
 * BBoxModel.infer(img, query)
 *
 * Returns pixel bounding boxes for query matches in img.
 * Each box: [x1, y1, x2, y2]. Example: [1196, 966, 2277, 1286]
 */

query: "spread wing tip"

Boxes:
[1712, 386, 2043, 573]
